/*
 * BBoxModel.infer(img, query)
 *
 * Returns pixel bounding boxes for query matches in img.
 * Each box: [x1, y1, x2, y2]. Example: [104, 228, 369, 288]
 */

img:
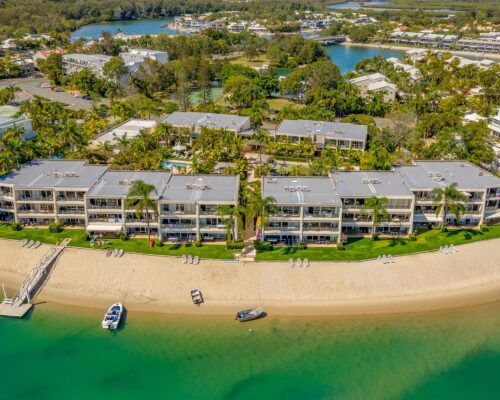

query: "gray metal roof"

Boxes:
[275, 119, 367, 142]
[330, 171, 414, 198]
[93, 119, 157, 143]
[161, 175, 239, 203]
[161, 112, 251, 133]
[87, 170, 171, 198]
[262, 176, 340, 205]
[0, 160, 108, 189]
[395, 161, 500, 190]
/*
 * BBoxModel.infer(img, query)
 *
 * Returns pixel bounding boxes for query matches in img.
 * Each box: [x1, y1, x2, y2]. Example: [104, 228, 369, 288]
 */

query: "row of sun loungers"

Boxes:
[289, 258, 309, 268]
[21, 239, 41, 249]
[106, 249, 125, 258]
[182, 255, 200, 265]
[378, 254, 394, 264]
[439, 244, 456, 254]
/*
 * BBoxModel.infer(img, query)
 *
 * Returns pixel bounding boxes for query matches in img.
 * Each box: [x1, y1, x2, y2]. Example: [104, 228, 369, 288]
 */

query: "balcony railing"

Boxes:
[162, 224, 196, 230]
[303, 226, 338, 232]
[88, 204, 122, 210]
[161, 210, 197, 216]
[304, 213, 339, 218]
[57, 196, 85, 202]
[18, 196, 53, 201]
[17, 209, 55, 214]
[58, 209, 85, 215]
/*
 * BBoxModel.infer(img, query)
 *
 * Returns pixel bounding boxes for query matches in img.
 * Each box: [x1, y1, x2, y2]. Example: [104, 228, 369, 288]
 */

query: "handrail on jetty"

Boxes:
[0, 238, 71, 318]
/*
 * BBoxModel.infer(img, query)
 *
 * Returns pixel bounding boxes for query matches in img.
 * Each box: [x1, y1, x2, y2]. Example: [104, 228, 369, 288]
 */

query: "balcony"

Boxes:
[303, 226, 338, 232]
[57, 196, 85, 202]
[161, 209, 197, 216]
[162, 224, 196, 230]
[88, 217, 123, 223]
[58, 209, 85, 215]
[199, 224, 226, 230]
[17, 208, 54, 215]
[303, 212, 339, 219]
[17, 196, 53, 202]
[88, 204, 122, 210]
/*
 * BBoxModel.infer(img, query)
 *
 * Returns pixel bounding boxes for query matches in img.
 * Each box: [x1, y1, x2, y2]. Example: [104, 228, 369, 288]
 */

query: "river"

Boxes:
[2, 301, 500, 399]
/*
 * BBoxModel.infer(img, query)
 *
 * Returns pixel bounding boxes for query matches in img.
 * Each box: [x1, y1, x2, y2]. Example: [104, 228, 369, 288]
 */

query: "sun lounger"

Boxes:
[449, 244, 455, 253]
[296, 258, 302, 267]
[188, 255, 193, 264]
[118, 249, 124, 258]
[34, 241, 41, 249]
[377, 255, 382, 262]
[182, 254, 187, 264]
[381, 255, 388, 264]
[21, 239, 28, 247]
[387, 254, 394, 263]
[194, 256, 200, 265]
[439, 246, 443, 253]
[112, 249, 119, 257]
[106, 250, 112, 257]
[289, 258, 294, 268]
[26, 240, 34, 248]
[304, 258, 309, 267]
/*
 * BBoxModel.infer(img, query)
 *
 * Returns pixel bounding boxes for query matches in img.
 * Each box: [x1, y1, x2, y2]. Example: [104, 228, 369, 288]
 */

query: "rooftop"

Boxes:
[93, 119, 158, 143]
[87, 170, 171, 198]
[161, 112, 251, 133]
[275, 119, 367, 142]
[0, 160, 108, 189]
[162, 175, 239, 204]
[395, 161, 500, 190]
[262, 176, 340, 206]
[330, 171, 414, 198]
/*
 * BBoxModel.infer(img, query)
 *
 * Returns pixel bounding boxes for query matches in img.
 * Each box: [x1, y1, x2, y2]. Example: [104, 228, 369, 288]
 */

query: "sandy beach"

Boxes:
[1, 238, 500, 317]
[341, 41, 500, 61]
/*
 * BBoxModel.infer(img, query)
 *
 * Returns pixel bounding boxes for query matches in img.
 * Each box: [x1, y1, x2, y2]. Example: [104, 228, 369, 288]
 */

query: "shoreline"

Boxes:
[1, 238, 500, 318]
[340, 41, 500, 61]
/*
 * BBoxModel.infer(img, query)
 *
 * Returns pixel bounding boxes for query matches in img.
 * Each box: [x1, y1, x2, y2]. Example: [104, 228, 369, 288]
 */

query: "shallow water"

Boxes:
[327, 45, 405, 73]
[1, 301, 500, 399]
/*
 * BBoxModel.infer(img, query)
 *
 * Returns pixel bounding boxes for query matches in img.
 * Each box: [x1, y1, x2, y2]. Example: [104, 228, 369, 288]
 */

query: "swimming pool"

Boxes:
[162, 161, 189, 169]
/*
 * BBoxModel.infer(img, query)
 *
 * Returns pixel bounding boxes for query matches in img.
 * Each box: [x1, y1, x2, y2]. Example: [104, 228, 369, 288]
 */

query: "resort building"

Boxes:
[86, 170, 171, 237]
[0, 114, 35, 141]
[274, 119, 367, 151]
[0, 160, 108, 226]
[349, 73, 398, 102]
[389, 31, 457, 49]
[160, 112, 253, 137]
[395, 161, 500, 227]
[92, 119, 158, 147]
[119, 48, 169, 65]
[330, 171, 415, 237]
[455, 37, 500, 54]
[488, 110, 500, 139]
[386, 57, 421, 81]
[262, 176, 342, 245]
[159, 175, 240, 242]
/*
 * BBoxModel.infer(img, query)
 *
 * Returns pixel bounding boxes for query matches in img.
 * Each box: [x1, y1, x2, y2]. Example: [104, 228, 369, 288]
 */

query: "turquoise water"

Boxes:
[2, 301, 500, 399]
[328, 2, 461, 13]
[71, 18, 177, 41]
[327, 45, 405, 73]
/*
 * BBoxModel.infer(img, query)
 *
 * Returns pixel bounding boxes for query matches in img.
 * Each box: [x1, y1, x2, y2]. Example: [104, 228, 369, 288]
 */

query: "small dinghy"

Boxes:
[102, 303, 123, 331]
[235, 307, 265, 322]
[190, 288, 203, 305]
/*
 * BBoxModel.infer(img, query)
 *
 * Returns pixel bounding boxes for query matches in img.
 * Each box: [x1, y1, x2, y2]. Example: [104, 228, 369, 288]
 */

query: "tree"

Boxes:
[252, 128, 269, 167]
[432, 183, 467, 227]
[0, 85, 21, 105]
[223, 75, 264, 109]
[125, 180, 158, 242]
[362, 196, 389, 238]
[217, 205, 244, 242]
[246, 191, 277, 240]
[38, 53, 63, 85]
[103, 56, 128, 84]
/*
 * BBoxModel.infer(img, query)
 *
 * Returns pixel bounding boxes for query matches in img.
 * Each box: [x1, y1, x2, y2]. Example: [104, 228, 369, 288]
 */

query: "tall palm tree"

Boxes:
[362, 196, 389, 238]
[252, 127, 269, 167]
[246, 191, 277, 241]
[125, 180, 158, 243]
[216, 205, 244, 242]
[0, 85, 21, 105]
[432, 183, 467, 227]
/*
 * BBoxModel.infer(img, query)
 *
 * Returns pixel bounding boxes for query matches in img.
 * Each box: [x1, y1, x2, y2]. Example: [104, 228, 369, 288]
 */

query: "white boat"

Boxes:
[101, 303, 123, 330]
[235, 307, 265, 322]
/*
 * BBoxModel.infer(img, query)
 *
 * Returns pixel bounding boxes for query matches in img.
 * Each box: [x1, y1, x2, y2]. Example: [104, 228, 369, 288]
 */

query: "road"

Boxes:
[0, 77, 101, 110]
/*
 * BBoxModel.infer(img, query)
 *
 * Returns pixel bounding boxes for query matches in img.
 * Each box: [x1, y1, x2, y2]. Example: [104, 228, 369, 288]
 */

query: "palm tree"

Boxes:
[217, 205, 244, 242]
[432, 183, 467, 227]
[0, 85, 21, 105]
[125, 180, 158, 243]
[246, 191, 277, 241]
[252, 127, 269, 167]
[362, 196, 389, 238]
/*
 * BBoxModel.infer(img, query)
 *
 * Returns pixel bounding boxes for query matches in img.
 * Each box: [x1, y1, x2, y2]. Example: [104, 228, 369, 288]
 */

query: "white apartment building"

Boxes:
[274, 119, 367, 152]
[488, 110, 500, 139]
[262, 176, 342, 245]
[350, 73, 398, 102]
[92, 119, 158, 147]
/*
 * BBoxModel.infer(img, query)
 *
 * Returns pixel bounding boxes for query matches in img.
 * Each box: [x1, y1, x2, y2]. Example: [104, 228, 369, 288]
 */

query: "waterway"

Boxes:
[2, 301, 500, 399]
[328, 1, 463, 13]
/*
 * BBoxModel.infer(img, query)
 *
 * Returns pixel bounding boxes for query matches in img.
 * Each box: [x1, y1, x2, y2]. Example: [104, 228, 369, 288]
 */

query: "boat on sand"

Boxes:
[102, 303, 123, 330]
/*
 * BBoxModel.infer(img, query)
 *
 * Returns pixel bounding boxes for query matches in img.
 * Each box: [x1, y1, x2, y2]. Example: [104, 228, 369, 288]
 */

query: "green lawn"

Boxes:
[256, 226, 500, 261]
[0, 224, 238, 260]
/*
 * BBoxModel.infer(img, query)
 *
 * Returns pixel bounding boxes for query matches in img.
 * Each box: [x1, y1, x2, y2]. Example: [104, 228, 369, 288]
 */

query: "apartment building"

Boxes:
[0, 160, 108, 226]
[160, 175, 240, 242]
[262, 176, 342, 245]
[386, 57, 420, 81]
[349, 73, 398, 102]
[395, 161, 500, 226]
[119, 48, 168, 65]
[160, 112, 253, 138]
[488, 110, 500, 139]
[455, 37, 500, 54]
[274, 119, 367, 151]
[330, 171, 415, 236]
[85, 170, 170, 236]
[0, 114, 35, 141]
[389, 31, 457, 48]
[92, 119, 158, 147]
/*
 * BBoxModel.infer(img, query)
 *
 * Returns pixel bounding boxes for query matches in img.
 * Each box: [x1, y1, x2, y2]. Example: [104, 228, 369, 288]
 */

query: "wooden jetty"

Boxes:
[0, 238, 71, 318]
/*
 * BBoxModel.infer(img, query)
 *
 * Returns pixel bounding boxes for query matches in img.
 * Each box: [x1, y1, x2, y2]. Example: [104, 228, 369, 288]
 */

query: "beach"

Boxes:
[1, 238, 500, 317]
[341, 41, 500, 61]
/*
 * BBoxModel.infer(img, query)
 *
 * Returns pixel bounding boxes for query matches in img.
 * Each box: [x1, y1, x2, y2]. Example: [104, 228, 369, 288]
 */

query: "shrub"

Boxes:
[371, 233, 379, 241]
[297, 242, 307, 250]
[479, 224, 489, 232]
[154, 239, 163, 247]
[440, 227, 448, 233]
[464, 232, 472, 240]
[254, 240, 273, 251]
[119, 232, 129, 241]
[226, 241, 244, 250]
[194, 240, 202, 247]
[408, 234, 417, 241]
[81, 232, 90, 242]
[337, 242, 345, 251]
[48, 222, 62, 233]
[11, 223, 22, 231]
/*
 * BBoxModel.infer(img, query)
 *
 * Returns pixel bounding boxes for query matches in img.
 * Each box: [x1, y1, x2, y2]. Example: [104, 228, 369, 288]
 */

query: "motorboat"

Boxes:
[235, 307, 265, 322]
[102, 303, 123, 330]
